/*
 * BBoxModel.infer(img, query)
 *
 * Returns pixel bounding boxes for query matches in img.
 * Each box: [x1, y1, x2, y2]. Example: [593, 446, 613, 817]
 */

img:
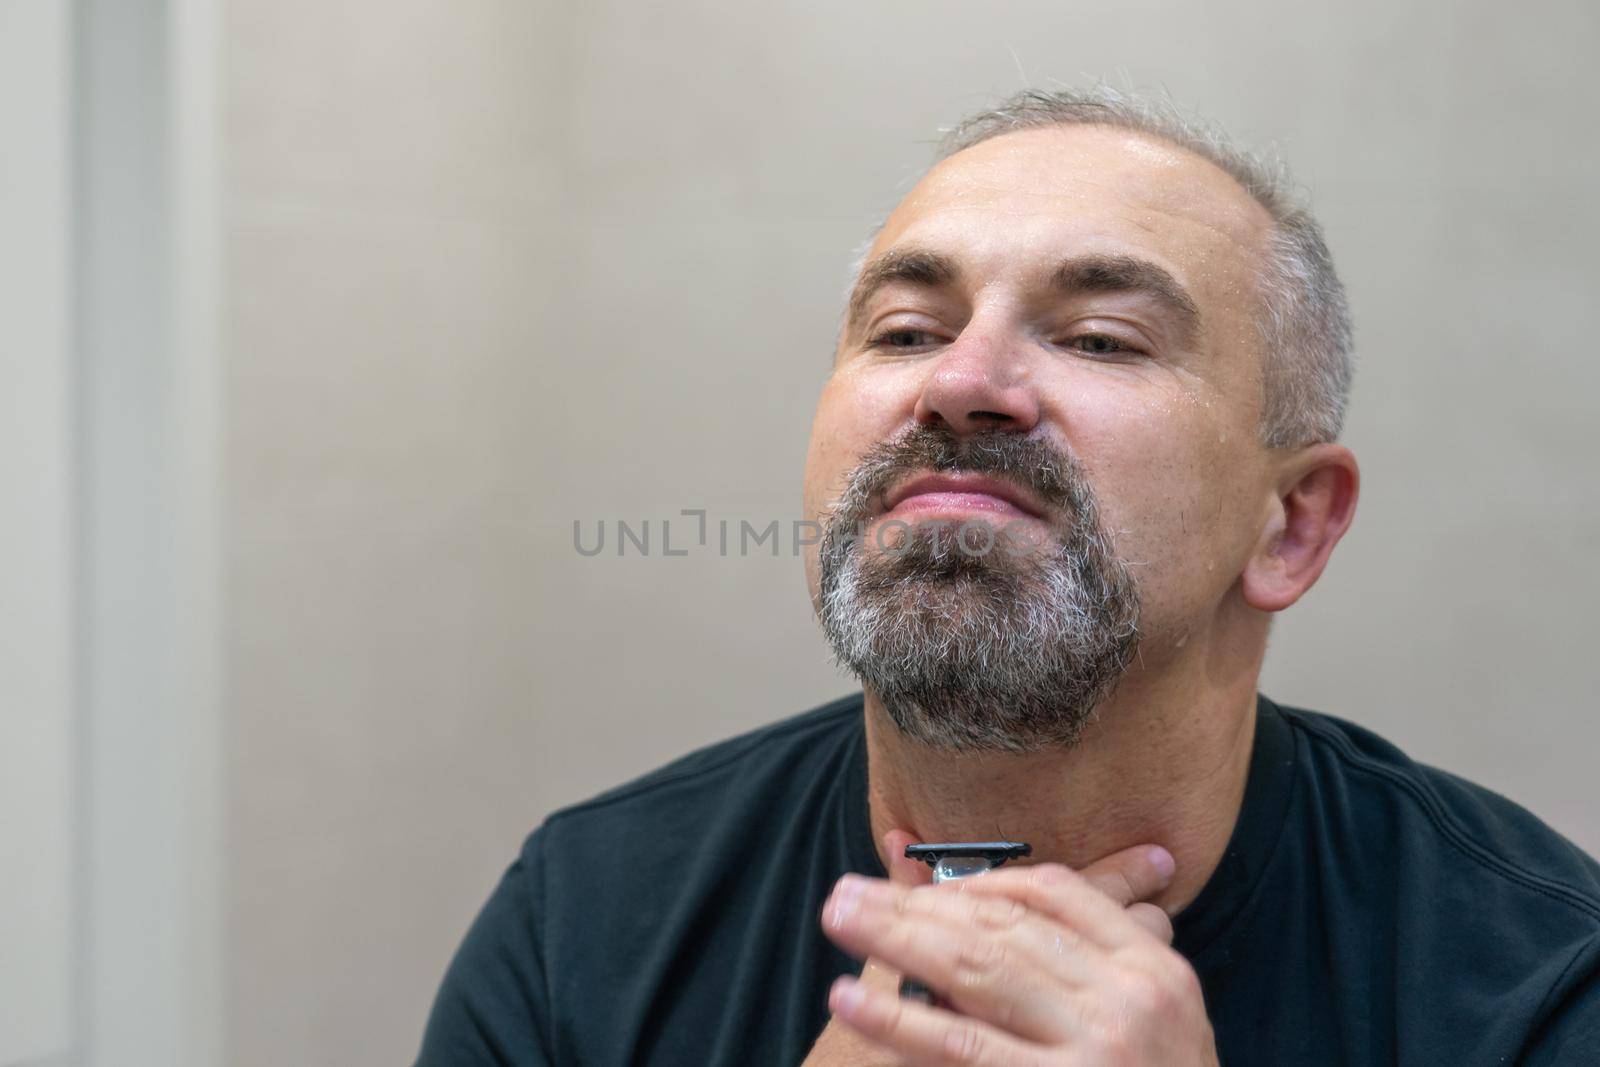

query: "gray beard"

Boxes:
[815, 427, 1142, 754]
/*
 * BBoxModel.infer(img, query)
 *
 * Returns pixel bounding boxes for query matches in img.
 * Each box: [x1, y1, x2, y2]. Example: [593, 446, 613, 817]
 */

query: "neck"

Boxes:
[864, 612, 1266, 915]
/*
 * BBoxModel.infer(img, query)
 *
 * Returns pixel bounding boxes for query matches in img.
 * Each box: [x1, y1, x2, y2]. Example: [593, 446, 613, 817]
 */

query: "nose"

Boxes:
[911, 327, 1040, 436]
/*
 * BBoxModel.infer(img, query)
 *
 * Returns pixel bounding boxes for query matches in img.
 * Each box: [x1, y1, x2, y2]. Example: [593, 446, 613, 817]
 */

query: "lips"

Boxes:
[882, 473, 1047, 520]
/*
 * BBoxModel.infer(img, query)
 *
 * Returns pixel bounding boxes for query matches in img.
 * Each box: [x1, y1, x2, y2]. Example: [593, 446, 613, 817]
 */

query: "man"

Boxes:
[416, 88, 1600, 1065]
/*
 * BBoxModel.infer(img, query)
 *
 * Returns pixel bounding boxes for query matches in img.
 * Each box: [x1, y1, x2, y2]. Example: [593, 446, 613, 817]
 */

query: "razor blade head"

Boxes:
[905, 842, 1032, 882]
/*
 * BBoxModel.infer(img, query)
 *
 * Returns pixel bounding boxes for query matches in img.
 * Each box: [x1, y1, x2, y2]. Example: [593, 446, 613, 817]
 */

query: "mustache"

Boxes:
[828, 423, 1088, 526]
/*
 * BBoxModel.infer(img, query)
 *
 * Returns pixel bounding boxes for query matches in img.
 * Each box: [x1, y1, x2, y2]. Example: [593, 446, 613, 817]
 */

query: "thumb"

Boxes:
[881, 829, 933, 887]
[1075, 842, 1177, 911]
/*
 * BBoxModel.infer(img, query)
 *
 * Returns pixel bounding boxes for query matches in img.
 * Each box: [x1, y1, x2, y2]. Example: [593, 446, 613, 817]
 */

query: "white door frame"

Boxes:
[73, 0, 224, 1064]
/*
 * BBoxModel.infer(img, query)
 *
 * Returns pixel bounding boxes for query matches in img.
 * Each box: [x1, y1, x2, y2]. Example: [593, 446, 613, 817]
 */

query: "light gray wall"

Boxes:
[224, 2, 1600, 1064]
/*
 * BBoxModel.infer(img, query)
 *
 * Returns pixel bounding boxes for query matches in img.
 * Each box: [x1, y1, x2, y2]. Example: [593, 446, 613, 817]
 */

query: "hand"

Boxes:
[818, 841, 1219, 1066]
[802, 831, 931, 1066]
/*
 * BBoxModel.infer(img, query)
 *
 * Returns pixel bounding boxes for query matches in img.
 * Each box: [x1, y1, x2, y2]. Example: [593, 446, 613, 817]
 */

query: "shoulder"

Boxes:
[1274, 697, 1600, 928]
[522, 692, 865, 867]
[418, 696, 868, 1064]
[1269, 699, 1600, 1055]
[1272, 697, 1600, 1038]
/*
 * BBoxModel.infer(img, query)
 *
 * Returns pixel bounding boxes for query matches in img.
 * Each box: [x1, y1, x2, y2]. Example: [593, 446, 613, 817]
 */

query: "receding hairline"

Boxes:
[937, 120, 1279, 222]
[846, 120, 1279, 298]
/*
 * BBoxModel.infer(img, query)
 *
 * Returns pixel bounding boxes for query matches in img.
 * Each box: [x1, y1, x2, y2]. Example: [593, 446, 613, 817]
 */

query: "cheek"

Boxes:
[802, 367, 913, 519]
[1069, 395, 1254, 612]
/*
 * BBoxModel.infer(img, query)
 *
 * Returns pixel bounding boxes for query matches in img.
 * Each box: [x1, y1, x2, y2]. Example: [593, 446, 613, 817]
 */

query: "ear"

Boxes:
[1241, 443, 1360, 613]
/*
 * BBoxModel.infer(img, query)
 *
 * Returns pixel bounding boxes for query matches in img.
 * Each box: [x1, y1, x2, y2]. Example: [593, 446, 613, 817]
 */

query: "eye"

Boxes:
[868, 328, 945, 351]
[1061, 332, 1143, 359]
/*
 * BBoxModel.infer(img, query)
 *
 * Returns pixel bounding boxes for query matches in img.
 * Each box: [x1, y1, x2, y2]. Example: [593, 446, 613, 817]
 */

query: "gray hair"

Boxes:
[900, 86, 1353, 448]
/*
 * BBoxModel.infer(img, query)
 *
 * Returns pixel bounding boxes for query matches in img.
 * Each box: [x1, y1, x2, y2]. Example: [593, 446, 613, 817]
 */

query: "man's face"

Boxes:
[803, 124, 1282, 747]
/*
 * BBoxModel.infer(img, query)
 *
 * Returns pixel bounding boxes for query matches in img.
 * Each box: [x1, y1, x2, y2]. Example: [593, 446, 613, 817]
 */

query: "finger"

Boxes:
[1124, 901, 1175, 945]
[823, 875, 1088, 1043]
[857, 955, 905, 993]
[946, 862, 1166, 950]
[829, 974, 1048, 1067]
[827, 830, 930, 994]
[1072, 844, 1176, 911]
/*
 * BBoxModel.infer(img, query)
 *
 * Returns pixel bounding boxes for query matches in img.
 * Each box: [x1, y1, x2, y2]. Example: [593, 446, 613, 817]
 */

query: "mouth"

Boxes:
[881, 472, 1047, 522]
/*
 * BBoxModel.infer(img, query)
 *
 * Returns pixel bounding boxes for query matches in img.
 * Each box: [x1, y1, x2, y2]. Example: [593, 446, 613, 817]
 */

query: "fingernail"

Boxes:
[826, 875, 865, 929]
[831, 976, 866, 1014]
[1147, 845, 1176, 881]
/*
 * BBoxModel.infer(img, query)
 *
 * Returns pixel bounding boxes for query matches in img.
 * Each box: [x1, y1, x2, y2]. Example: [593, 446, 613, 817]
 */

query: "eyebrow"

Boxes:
[845, 249, 962, 331]
[1053, 254, 1202, 349]
[845, 248, 1203, 349]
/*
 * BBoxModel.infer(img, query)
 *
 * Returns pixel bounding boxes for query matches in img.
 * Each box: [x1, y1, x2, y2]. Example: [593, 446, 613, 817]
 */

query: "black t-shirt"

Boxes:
[415, 694, 1600, 1065]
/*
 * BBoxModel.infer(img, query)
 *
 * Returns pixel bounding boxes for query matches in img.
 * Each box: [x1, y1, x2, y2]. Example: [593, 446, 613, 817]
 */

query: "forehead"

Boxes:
[869, 125, 1274, 326]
